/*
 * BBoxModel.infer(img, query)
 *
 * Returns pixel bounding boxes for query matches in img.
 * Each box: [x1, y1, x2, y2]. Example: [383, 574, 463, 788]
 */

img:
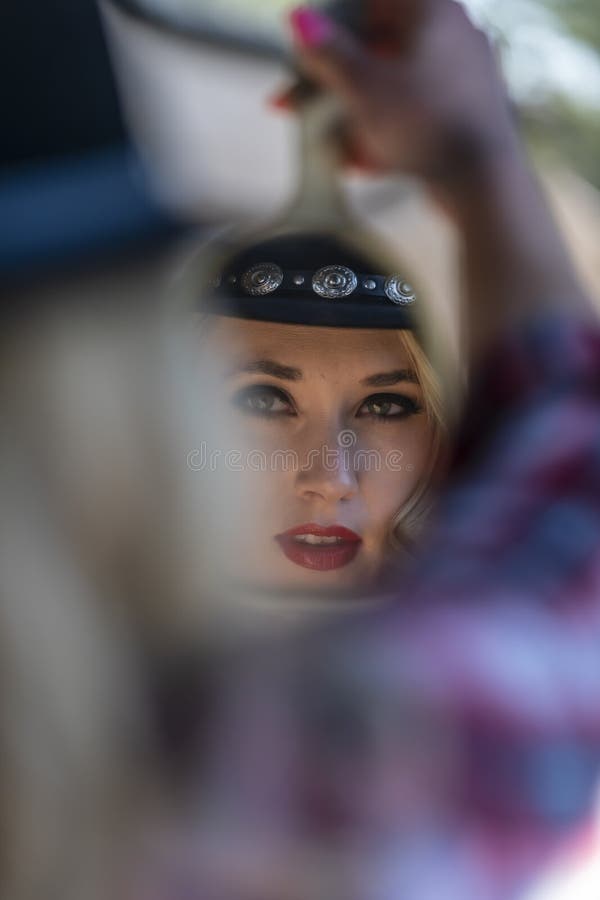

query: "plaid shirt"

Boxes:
[398, 313, 600, 764]
[409, 314, 600, 607]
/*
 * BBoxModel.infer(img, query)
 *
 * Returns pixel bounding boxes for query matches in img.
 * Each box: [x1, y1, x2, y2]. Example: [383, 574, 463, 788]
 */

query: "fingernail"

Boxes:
[289, 6, 336, 49]
[267, 91, 290, 109]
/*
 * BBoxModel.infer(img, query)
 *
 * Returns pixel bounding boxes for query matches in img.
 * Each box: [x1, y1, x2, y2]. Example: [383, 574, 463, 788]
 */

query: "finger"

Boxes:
[367, 0, 427, 49]
[343, 149, 381, 175]
[289, 6, 372, 113]
[315, 0, 428, 55]
[268, 89, 294, 111]
[337, 123, 386, 174]
[267, 85, 384, 174]
[267, 78, 322, 112]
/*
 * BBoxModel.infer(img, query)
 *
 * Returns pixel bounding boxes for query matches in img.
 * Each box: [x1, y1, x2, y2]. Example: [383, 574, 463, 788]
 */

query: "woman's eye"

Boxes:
[357, 393, 423, 421]
[232, 385, 295, 417]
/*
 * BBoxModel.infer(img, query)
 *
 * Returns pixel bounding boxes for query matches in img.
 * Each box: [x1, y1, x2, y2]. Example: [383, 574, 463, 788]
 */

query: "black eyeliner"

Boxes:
[356, 392, 424, 421]
[231, 383, 297, 418]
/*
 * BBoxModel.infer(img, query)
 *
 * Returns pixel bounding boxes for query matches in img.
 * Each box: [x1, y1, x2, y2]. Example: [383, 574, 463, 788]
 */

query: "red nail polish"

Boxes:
[289, 6, 335, 49]
[267, 93, 291, 111]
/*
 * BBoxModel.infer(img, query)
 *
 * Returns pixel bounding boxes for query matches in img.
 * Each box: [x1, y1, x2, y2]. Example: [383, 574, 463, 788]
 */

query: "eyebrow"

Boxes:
[228, 359, 303, 381]
[361, 369, 420, 387]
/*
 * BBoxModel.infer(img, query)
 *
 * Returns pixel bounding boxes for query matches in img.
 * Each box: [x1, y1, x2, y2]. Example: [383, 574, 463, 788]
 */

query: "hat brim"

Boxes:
[206, 293, 416, 329]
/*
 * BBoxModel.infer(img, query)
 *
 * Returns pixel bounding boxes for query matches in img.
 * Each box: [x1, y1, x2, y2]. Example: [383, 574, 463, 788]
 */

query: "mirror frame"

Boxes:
[104, 0, 289, 60]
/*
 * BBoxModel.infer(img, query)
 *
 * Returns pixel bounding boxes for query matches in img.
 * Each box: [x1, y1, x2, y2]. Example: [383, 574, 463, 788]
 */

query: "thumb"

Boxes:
[289, 7, 371, 111]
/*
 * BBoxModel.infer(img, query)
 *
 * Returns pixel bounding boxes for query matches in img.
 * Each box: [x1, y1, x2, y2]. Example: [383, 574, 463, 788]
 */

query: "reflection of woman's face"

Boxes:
[207, 318, 435, 597]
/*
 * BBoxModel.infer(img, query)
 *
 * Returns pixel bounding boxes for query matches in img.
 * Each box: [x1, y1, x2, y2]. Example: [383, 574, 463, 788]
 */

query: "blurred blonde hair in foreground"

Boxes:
[0, 254, 264, 900]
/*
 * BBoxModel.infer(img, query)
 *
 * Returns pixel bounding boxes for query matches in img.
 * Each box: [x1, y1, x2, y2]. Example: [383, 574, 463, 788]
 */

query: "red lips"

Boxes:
[275, 523, 362, 572]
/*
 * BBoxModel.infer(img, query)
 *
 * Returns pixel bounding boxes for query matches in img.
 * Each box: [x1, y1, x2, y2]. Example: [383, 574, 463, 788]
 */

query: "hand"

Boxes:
[283, 2, 590, 353]
[285, 1, 519, 186]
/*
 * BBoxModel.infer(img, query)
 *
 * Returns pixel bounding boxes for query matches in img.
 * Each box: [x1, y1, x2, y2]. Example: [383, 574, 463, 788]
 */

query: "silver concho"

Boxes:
[312, 265, 358, 299]
[384, 275, 416, 305]
[242, 263, 284, 296]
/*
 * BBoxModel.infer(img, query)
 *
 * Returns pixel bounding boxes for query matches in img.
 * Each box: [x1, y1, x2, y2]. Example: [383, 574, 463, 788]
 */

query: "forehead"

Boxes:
[208, 317, 411, 372]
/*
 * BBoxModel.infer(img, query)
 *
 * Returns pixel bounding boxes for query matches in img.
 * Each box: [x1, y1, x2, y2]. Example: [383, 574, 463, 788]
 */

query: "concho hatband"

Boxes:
[216, 263, 416, 306]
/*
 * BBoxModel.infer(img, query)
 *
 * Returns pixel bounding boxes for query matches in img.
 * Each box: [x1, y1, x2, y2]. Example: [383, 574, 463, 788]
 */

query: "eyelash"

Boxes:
[232, 384, 296, 418]
[356, 393, 423, 422]
[233, 386, 423, 422]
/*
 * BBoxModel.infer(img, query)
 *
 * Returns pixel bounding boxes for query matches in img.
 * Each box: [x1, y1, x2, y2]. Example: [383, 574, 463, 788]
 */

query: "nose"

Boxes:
[295, 429, 359, 506]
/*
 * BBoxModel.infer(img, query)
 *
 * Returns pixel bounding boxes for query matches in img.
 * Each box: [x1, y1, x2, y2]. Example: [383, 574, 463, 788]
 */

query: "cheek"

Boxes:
[224, 431, 297, 528]
[359, 419, 434, 525]
[360, 469, 417, 532]
[235, 417, 296, 456]
[396, 416, 435, 479]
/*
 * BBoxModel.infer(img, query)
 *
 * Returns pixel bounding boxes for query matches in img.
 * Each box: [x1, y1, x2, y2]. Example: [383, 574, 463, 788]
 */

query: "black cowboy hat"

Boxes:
[203, 231, 418, 330]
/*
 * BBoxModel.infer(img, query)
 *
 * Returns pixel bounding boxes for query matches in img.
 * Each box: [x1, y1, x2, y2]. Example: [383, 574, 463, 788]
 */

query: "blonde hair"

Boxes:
[0, 277, 230, 900]
[388, 329, 449, 555]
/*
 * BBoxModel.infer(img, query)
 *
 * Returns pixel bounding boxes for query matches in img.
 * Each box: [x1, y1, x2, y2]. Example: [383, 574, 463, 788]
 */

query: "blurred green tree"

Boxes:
[544, 0, 600, 50]
[524, 0, 600, 187]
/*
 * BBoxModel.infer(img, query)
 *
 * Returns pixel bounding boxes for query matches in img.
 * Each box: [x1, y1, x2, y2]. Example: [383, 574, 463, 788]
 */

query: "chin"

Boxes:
[228, 564, 388, 608]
